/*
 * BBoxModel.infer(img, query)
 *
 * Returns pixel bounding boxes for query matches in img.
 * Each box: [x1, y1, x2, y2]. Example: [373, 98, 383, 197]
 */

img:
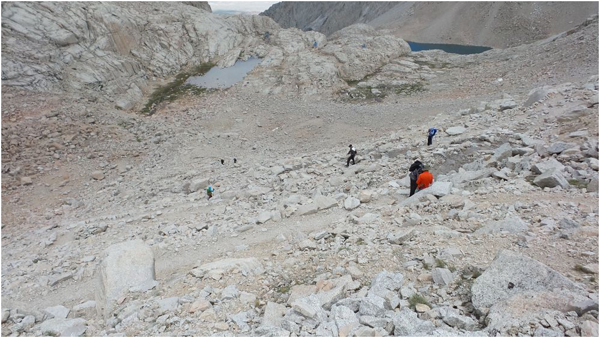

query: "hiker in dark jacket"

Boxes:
[347, 145, 357, 167]
[427, 127, 438, 146]
[409, 160, 424, 196]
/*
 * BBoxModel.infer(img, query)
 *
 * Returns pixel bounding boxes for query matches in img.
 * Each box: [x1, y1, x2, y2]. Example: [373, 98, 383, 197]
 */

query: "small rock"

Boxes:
[344, 197, 361, 210]
[91, 171, 105, 180]
[415, 303, 430, 313]
[189, 299, 211, 313]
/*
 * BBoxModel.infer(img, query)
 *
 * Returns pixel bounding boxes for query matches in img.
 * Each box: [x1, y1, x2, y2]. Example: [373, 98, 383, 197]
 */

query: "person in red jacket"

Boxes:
[416, 165, 433, 191]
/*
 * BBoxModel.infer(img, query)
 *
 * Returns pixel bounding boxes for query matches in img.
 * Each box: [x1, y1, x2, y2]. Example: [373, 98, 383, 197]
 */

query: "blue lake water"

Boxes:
[408, 41, 492, 55]
[187, 57, 262, 89]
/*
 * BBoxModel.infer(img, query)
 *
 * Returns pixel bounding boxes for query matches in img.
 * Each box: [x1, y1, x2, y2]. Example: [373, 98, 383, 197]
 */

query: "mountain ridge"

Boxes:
[261, 1, 599, 48]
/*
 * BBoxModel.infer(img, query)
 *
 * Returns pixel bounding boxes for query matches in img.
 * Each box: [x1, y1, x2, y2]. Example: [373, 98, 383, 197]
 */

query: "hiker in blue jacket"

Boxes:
[427, 127, 438, 146]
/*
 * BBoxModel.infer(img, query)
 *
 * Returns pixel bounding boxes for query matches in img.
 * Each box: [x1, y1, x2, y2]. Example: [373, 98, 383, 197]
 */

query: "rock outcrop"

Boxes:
[1, 2, 278, 103]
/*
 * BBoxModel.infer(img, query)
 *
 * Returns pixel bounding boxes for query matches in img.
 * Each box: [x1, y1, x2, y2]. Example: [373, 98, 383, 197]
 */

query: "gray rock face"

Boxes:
[547, 141, 576, 154]
[431, 268, 454, 286]
[471, 250, 587, 310]
[43, 305, 70, 319]
[475, 215, 529, 234]
[531, 158, 565, 175]
[392, 307, 436, 336]
[38, 318, 87, 337]
[558, 218, 579, 230]
[221, 285, 239, 300]
[292, 295, 326, 320]
[321, 24, 411, 81]
[492, 143, 513, 162]
[440, 307, 477, 330]
[95, 240, 156, 318]
[331, 305, 359, 336]
[261, 302, 287, 328]
[368, 271, 404, 298]
[359, 293, 387, 317]
[533, 169, 570, 189]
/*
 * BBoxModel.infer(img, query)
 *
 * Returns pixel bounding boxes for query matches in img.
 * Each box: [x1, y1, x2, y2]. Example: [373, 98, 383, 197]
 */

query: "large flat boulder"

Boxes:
[471, 250, 587, 311]
[475, 215, 529, 234]
[95, 240, 155, 318]
[450, 169, 494, 185]
[446, 126, 466, 136]
[531, 158, 565, 175]
[38, 318, 87, 337]
[187, 177, 210, 194]
[297, 203, 319, 216]
[314, 194, 338, 210]
[533, 168, 570, 189]
[400, 181, 452, 206]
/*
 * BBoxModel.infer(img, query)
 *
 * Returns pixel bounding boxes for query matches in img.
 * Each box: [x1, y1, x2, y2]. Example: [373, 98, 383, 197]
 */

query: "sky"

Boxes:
[208, 1, 280, 14]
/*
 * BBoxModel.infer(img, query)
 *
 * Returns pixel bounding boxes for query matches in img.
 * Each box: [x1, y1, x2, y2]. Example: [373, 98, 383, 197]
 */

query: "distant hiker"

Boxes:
[361, 43, 366, 49]
[207, 185, 214, 199]
[264, 31, 270, 41]
[427, 127, 438, 146]
[409, 159, 424, 197]
[417, 165, 434, 191]
[220, 159, 225, 165]
[347, 145, 357, 167]
[313, 41, 318, 48]
[233, 158, 237, 164]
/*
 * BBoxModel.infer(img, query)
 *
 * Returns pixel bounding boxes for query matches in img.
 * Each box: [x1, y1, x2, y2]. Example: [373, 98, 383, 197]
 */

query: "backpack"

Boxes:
[428, 128, 437, 137]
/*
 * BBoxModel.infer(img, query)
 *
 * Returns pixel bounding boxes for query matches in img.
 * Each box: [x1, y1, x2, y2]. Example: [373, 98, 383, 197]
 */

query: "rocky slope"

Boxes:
[262, 1, 599, 48]
[1, 4, 599, 338]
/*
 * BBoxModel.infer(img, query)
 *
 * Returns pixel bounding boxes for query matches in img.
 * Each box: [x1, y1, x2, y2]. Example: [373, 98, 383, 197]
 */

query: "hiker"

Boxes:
[416, 165, 434, 191]
[233, 158, 237, 164]
[220, 159, 225, 165]
[313, 41, 317, 48]
[264, 31, 270, 41]
[409, 159, 424, 197]
[207, 185, 214, 199]
[346, 144, 357, 167]
[361, 43, 366, 49]
[427, 127, 438, 146]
